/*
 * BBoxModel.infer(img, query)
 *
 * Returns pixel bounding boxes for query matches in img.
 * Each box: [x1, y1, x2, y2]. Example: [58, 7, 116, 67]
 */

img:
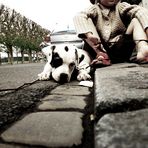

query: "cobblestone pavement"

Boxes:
[0, 63, 94, 148]
[0, 63, 148, 148]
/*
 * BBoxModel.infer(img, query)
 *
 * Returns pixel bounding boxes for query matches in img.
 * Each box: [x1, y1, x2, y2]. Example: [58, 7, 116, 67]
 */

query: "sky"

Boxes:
[0, 0, 91, 31]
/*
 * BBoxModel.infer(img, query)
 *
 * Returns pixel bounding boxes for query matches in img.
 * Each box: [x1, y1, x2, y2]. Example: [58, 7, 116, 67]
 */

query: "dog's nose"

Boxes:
[59, 73, 69, 84]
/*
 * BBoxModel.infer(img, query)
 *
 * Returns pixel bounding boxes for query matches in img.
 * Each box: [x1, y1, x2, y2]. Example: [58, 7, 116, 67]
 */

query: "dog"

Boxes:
[38, 44, 92, 84]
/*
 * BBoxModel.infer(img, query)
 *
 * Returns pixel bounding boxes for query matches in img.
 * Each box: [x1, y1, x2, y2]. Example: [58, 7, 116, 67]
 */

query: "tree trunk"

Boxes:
[7, 45, 13, 65]
[16, 51, 19, 64]
[28, 48, 32, 63]
[21, 49, 24, 64]
[0, 53, 1, 65]
[7, 51, 10, 63]
[36, 51, 39, 62]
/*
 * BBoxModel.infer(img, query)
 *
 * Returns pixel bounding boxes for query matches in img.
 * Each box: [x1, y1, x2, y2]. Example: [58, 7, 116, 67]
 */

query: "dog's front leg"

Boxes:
[77, 63, 91, 81]
[38, 62, 52, 80]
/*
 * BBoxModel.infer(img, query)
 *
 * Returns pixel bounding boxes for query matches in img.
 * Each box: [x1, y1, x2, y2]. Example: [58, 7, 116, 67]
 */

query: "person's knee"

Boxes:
[130, 18, 139, 25]
[126, 18, 141, 34]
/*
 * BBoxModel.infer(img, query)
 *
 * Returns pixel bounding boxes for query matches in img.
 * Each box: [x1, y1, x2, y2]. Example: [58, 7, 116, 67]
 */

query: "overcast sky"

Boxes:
[0, 0, 91, 31]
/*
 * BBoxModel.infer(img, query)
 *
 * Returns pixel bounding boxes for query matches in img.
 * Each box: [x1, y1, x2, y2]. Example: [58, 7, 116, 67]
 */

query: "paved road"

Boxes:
[0, 63, 44, 89]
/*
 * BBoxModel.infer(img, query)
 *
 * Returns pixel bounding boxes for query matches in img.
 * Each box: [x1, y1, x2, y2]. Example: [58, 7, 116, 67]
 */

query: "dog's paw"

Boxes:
[77, 71, 91, 81]
[38, 72, 50, 80]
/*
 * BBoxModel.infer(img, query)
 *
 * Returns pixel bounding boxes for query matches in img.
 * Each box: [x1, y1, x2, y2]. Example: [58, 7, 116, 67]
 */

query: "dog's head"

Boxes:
[48, 44, 78, 83]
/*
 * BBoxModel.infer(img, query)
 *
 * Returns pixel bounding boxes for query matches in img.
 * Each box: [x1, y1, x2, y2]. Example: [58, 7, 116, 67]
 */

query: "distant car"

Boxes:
[50, 29, 84, 49]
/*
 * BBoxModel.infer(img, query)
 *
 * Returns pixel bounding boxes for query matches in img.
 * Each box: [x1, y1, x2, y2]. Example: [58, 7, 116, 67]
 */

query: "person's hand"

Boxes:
[85, 32, 101, 52]
[84, 32, 111, 66]
[91, 51, 111, 66]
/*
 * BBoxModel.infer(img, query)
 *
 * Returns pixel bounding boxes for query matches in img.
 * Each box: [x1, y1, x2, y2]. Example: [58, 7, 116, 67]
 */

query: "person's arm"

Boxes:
[73, 5, 103, 51]
[85, 32, 102, 52]
[73, 5, 99, 38]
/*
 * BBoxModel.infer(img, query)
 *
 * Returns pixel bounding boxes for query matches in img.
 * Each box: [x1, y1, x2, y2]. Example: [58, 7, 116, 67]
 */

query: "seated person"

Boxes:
[73, 0, 148, 66]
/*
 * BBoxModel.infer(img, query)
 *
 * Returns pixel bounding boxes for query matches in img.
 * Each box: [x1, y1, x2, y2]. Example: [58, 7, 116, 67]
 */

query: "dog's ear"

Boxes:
[50, 45, 56, 50]
[41, 46, 52, 56]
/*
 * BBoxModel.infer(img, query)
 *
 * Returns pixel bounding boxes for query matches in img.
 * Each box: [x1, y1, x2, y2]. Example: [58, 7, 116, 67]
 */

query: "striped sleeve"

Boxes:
[73, 5, 99, 38]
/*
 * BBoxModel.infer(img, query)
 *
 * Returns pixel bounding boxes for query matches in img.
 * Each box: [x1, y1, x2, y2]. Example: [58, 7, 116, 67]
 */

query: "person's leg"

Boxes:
[108, 34, 135, 63]
[126, 18, 148, 62]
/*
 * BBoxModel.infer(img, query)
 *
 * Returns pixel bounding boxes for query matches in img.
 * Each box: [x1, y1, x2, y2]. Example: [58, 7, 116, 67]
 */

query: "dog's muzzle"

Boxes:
[59, 73, 69, 84]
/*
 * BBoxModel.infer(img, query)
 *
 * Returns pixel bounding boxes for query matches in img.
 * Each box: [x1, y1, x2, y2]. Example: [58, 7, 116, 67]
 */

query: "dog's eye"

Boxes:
[51, 53, 63, 68]
[69, 62, 75, 68]
[51, 58, 63, 68]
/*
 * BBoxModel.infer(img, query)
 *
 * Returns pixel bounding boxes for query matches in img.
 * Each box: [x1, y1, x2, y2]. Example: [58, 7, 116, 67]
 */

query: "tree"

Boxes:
[0, 4, 49, 64]
[0, 5, 18, 64]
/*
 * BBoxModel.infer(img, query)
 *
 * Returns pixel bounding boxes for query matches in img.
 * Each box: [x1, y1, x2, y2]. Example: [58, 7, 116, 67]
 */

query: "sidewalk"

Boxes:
[0, 63, 147, 148]
[94, 63, 148, 148]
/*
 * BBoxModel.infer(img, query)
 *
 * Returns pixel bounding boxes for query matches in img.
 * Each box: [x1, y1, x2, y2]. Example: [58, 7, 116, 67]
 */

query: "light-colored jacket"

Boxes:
[73, 2, 148, 43]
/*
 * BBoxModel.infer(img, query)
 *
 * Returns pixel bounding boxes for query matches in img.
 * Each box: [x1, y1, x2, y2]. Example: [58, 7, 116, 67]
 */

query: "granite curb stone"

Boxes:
[95, 63, 148, 113]
[94, 63, 148, 148]
[95, 109, 148, 148]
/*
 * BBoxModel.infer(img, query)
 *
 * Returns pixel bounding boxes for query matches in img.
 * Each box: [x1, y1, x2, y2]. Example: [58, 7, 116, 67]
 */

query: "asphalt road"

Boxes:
[0, 63, 44, 90]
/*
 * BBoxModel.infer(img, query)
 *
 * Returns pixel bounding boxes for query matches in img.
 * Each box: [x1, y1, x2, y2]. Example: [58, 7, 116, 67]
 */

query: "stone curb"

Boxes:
[94, 63, 148, 148]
